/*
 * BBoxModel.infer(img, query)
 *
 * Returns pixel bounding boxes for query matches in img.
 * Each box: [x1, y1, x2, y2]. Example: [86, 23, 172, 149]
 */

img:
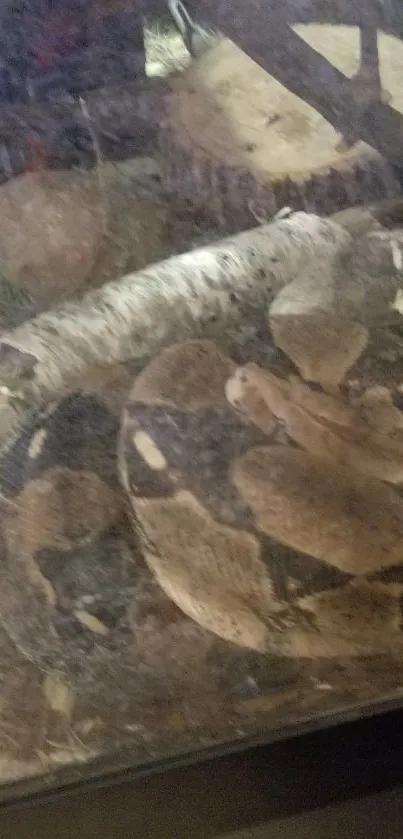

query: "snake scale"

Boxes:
[2, 217, 403, 670]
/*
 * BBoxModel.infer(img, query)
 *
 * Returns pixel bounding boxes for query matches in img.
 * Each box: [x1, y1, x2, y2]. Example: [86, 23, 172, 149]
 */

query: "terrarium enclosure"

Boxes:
[1, 0, 403, 802]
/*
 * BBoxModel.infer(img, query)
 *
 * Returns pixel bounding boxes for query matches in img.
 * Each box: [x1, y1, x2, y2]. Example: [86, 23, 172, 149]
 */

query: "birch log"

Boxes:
[0, 212, 351, 412]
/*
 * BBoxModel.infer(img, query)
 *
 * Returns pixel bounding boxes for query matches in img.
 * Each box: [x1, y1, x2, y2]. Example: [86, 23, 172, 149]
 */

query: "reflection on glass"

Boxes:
[0, 0, 402, 802]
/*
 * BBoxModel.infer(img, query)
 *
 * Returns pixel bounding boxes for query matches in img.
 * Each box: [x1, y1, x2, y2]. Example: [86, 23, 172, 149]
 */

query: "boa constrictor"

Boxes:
[2, 211, 403, 665]
[2, 319, 403, 666]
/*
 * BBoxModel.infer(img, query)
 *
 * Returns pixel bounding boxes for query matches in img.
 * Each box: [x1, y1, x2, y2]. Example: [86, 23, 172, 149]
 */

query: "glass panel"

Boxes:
[0, 0, 402, 798]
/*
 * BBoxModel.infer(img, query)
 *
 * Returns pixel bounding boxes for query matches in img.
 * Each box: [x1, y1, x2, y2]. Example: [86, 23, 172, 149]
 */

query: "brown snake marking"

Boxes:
[120, 339, 403, 657]
[2, 336, 403, 664]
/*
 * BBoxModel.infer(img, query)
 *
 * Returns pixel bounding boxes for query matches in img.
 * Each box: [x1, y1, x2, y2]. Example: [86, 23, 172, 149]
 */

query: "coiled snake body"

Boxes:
[1, 323, 403, 667]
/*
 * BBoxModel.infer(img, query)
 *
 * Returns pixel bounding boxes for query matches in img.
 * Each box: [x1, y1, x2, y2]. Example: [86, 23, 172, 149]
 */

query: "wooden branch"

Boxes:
[196, 0, 403, 168]
[192, 0, 398, 34]
[276, 0, 385, 28]
[0, 213, 350, 416]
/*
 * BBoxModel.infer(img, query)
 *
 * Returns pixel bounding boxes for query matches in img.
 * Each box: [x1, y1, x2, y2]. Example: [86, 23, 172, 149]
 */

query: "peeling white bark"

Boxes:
[0, 212, 350, 414]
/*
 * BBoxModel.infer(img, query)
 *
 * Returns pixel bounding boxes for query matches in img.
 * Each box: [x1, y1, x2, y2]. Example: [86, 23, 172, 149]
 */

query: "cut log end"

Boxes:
[158, 37, 401, 231]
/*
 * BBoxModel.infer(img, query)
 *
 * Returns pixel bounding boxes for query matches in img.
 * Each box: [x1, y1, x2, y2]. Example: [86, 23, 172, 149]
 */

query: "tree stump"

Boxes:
[159, 30, 403, 231]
